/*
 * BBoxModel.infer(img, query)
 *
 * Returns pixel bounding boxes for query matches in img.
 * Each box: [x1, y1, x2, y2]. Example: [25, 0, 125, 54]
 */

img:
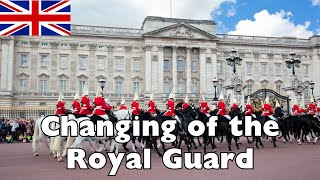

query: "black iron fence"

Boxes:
[0, 107, 55, 119]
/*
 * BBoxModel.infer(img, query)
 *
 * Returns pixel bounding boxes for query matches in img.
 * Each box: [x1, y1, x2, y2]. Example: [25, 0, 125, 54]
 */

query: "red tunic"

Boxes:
[148, 100, 156, 114]
[93, 97, 111, 115]
[200, 102, 210, 114]
[292, 104, 300, 116]
[230, 103, 238, 112]
[80, 96, 92, 115]
[217, 101, 227, 116]
[131, 101, 140, 115]
[119, 105, 127, 110]
[182, 103, 189, 110]
[72, 100, 81, 114]
[164, 99, 175, 117]
[55, 101, 66, 115]
[299, 107, 306, 114]
[308, 103, 316, 115]
[245, 104, 254, 115]
[262, 104, 273, 116]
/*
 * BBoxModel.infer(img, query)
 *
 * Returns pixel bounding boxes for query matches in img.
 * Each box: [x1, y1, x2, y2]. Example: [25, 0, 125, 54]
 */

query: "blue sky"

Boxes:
[214, 0, 319, 35]
[72, 0, 320, 38]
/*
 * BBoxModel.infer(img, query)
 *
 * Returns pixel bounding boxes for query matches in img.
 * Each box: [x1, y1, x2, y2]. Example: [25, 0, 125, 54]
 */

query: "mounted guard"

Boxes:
[131, 92, 141, 120]
[245, 96, 256, 118]
[55, 92, 66, 115]
[182, 94, 190, 110]
[261, 95, 276, 121]
[80, 84, 92, 116]
[119, 97, 127, 110]
[164, 89, 175, 120]
[217, 91, 231, 120]
[292, 98, 300, 116]
[307, 95, 316, 118]
[71, 90, 81, 115]
[148, 92, 156, 117]
[199, 95, 210, 117]
[92, 86, 110, 120]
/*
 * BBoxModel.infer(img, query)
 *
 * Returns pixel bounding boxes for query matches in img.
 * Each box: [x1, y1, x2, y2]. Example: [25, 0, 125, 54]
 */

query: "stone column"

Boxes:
[0, 37, 14, 95]
[186, 47, 192, 94]
[172, 46, 177, 92]
[145, 45, 152, 94]
[312, 51, 320, 100]
[211, 48, 218, 80]
[158, 45, 164, 94]
[199, 48, 206, 94]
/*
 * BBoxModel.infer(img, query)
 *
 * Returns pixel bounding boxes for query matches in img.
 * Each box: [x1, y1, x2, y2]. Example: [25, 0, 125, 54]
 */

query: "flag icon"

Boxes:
[0, 0, 71, 36]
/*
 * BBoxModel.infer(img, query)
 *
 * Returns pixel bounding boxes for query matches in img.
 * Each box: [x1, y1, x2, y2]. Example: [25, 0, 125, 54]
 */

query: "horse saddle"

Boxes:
[224, 115, 231, 120]
[268, 115, 278, 121]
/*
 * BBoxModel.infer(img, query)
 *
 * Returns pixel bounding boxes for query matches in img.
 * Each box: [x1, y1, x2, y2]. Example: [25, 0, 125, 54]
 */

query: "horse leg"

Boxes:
[258, 137, 264, 148]
[122, 142, 129, 152]
[161, 141, 167, 152]
[153, 139, 162, 157]
[211, 137, 217, 152]
[197, 137, 202, 147]
[227, 133, 232, 151]
[255, 136, 259, 149]
[234, 136, 240, 149]
[272, 137, 277, 147]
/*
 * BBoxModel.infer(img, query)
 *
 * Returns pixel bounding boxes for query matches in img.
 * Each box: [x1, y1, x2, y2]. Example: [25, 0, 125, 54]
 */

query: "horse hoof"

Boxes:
[237, 147, 240, 150]
[58, 158, 63, 162]
[290, 140, 293, 143]
[194, 146, 197, 149]
[34, 153, 39, 156]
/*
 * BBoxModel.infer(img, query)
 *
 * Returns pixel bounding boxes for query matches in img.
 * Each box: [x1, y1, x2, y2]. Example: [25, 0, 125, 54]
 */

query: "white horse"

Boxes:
[32, 116, 51, 156]
[50, 114, 77, 162]
[68, 110, 132, 156]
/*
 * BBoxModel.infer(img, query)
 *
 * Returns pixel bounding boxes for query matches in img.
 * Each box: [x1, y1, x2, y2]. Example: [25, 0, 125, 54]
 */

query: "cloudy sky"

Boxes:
[72, 0, 320, 38]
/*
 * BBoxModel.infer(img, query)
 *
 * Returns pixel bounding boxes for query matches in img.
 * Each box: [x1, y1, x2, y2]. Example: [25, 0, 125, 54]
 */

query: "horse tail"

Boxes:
[32, 118, 40, 151]
[62, 135, 75, 157]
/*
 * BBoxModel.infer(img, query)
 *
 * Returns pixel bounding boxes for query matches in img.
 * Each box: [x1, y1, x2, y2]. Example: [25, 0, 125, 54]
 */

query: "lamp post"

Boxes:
[226, 48, 243, 74]
[98, 78, 106, 97]
[285, 51, 301, 76]
[212, 77, 218, 101]
[262, 84, 267, 99]
[310, 80, 315, 102]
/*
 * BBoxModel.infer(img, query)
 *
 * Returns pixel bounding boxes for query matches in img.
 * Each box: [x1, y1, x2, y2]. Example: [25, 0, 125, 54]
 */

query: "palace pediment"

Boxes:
[143, 23, 218, 41]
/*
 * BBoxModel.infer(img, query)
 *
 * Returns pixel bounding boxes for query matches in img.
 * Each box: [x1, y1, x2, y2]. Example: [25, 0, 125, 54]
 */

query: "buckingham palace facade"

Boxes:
[0, 16, 320, 110]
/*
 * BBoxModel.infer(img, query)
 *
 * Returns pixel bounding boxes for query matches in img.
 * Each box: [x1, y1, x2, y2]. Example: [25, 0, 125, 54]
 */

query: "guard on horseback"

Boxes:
[245, 96, 256, 118]
[164, 90, 176, 120]
[71, 90, 81, 115]
[230, 96, 238, 113]
[119, 97, 127, 110]
[131, 92, 141, 120]
[261, 95, 276, 121]
[148, 92, 156, 117]
[92, 86, 111, 120]
[55, 92, 66, 115]
[200, 95, 210, 117]
[182, 95, 190, 110]
[274, 99, 284, 119]
[292, 98, 300, 116]
[317, 101, 320, 115]
[299, 103, 306, 115]
[307, 96, 316, 118]
[217, 91, 231, 120]
[80, 85, 92, 116]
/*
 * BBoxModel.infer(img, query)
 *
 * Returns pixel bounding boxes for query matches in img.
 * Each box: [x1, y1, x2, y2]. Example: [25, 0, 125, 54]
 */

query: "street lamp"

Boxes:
[262, 84, 267, 99]
[98, 78, 106, 97]
[285, 50, 301, 76]
[310, 80, 315, 102]
[226, 48, 242, 74]
[212, 77, 218, 101]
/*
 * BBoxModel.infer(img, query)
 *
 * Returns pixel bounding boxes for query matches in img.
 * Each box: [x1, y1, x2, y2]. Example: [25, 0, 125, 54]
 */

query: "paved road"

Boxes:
[0, 139, 319, 180]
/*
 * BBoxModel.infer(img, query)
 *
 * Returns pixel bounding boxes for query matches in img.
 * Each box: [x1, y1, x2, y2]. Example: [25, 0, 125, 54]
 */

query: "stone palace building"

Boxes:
[0, 16, 319, 117]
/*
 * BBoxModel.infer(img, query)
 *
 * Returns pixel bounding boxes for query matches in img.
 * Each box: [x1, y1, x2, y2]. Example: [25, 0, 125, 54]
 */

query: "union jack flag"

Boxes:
[0, 0, 71, 36]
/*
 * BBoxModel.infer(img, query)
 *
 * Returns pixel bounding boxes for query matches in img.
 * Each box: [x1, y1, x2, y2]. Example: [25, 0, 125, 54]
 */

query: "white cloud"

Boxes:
[227, 6, 236, 17]
[228, 10, 314, 38]
[72, 0, 236, 28]
[312, 0, 320, 6]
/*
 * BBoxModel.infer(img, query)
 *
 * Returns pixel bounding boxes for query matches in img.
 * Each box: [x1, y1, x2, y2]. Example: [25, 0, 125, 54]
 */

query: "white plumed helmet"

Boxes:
[74, 89, 80, 100]
[95, 86, 102, 97]
[58, 91, 64, 102]
[218, 91, 224, 101]
[121, 96, 125, 105]
[185, 94, 189, 103]
[169, 89, 175, 99]
[134, 91, 139, 101]
[246, 96, 251, 105]
[83, 84, 89, 96]
[150, 91, 154, 101]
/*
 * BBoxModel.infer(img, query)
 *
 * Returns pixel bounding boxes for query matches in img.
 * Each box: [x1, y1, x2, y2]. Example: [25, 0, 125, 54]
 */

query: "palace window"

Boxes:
[191, 60, 197, 72]
[79, 56, 86, 69]
[191, 83, 198, 94]
[246, 63, 252, 74]
[163, 82, 170, 94]
[132, 59, 140, 70]
[97, 56, 105, 70]
[115, 57, 124, 71]
[163, 47, 171, 53]
[60, 80, 67, 94]
[40, 54, 48, 67]
[20, 54, 28, 66]
[39, 80, 48, 94]
[275, 64, 281, 76]
[261, 63, 267, 75]
[217, 62, 222, 74]
[115, 81, 123, 94]
[303, 65, 309, 77]
[177, 82, 184, 93]
[133, 82, 140, 94]
[304, 86, 309, 99]
[59, 55, 68, 69]
[164, 60, 170, 72]
[177, 60, 184, 72]
[19, 79, 27, 93]
[79, 80, 85, 95]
